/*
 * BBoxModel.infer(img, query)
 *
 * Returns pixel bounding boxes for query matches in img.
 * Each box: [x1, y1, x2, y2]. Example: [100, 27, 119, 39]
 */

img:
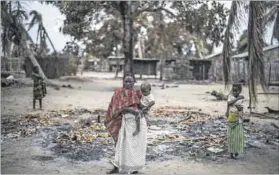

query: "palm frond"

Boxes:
[272, 11, 279, 43]
[28, 10, 42, 31]
[11, 9, 28, 21]
[247, 1, 267, 104]
[222, 1, 243, 87]
[263, 4, 278, 26]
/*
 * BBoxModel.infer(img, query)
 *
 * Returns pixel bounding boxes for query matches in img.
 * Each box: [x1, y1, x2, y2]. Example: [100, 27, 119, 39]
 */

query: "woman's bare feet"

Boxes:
[234, 153, 239, 158]
[230, 153, 236, 159]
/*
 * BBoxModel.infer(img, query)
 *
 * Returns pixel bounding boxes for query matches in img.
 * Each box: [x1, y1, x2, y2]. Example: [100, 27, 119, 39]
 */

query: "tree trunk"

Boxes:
[1, 2, 11, 71]
[114, 45, 120, 78]
[120, 1, 134, 79]
[42, 25, 57, 53]
[160, 59, 164, 81]
[159, 12, 165, 81]
[20, 26, 59, 88]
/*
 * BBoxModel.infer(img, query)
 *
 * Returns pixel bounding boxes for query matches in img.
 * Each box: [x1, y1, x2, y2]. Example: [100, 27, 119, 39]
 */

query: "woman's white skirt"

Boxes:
[112, 113, 147, 173]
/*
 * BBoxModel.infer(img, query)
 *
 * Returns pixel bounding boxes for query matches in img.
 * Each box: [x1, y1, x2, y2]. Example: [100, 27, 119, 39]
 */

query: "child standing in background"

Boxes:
[32, 66, 47, 109]
[226, 83, 244, 159]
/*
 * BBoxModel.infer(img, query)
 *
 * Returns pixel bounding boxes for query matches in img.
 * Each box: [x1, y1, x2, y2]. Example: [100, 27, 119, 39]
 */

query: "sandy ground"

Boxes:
[1, 71, 279, 174]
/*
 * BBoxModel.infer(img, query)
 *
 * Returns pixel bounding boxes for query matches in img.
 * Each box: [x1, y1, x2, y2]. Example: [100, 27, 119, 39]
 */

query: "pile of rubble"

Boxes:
[1, 108, 107, 140]
[2, 107, 278, 162]
[54, 123, 109, 144]
[1, 75, 23, 87]
[146, 107, 279, 161]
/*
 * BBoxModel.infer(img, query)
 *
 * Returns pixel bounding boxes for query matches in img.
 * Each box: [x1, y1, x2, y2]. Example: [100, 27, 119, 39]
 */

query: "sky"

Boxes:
[25, 1, 275, 54]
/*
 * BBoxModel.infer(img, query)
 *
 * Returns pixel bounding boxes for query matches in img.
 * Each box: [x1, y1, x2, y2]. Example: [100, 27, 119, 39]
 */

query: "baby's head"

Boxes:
[141, 82, 151, 96]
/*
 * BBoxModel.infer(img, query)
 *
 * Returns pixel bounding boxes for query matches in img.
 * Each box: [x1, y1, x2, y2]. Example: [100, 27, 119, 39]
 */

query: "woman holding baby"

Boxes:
[105, 73, 154, 174]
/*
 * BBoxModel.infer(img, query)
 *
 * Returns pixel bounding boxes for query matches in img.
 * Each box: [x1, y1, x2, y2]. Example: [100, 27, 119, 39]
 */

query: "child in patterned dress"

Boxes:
[32, 66, 47, 109]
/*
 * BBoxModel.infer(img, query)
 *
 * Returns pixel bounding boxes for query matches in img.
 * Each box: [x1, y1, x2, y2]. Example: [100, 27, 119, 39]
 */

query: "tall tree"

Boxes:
[1, 1, 59, 87]
[28, 10, 57, 54]
[263, 2, 279, 44]
[1, 1, 29, 70]
[55, 1, 229, 81]
[247, 1, 266, 108]
[172, 1, 229, 55]
[222, 1, 277, 111]
[55, 1, 176, 78]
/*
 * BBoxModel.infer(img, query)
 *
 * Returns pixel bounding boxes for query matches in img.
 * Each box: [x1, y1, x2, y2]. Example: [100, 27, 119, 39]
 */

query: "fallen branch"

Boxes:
[184, 137, 207, 141]
[250, 112, 279, 120]
[177, 112, 192, 123]
[166, 109, 208, 116]
[265, 107, 279, 114]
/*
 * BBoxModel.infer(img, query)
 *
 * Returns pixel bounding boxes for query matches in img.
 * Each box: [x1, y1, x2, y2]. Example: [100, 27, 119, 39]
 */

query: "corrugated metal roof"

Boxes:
[232, 45, 279, 59]
[88, 58, 100, 62]
[107, 55, 125, 59]
[107, 55, 160, 61]
[204, 52, 222, 59]
[134, 58, 160, 61]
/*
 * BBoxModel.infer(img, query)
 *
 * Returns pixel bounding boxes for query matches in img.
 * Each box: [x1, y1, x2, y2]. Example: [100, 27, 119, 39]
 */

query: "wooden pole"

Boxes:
[203, 64, 205, 80]
[268, 62, 271, 86]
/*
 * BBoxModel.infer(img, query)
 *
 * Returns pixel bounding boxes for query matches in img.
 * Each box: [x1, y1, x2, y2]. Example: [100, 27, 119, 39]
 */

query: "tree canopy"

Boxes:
[53, 1, 230, 59]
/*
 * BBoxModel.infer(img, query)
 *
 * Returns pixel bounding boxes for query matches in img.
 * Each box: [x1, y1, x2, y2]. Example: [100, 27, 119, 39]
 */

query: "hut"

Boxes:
[133, 58, 160, 78]
[107, 55, 125, 72]
[84, 58, 101, 71]
[206, 52, 223, 81]
[231, 45, 279, 86]
[189, 59, 212, 80]
[107, 55, 160, 77]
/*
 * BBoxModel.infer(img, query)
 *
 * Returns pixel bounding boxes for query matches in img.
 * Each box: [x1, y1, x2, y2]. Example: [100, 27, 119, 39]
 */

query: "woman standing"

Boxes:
[105, 74, 148, 174]
[226, 83, 245, 159]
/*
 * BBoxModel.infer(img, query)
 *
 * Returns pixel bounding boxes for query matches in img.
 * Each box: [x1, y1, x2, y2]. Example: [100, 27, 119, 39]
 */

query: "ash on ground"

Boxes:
[1, 108, 279, 162]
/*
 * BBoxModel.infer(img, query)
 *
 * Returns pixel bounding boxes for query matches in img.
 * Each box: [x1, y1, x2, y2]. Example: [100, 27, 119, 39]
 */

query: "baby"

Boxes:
[133, 82, 155, 136]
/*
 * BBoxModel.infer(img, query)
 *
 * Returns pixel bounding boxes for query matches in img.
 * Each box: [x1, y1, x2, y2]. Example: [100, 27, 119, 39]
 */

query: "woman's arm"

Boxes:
[32, 73, 43, 79]
[228, 96, 244, 106]
[121, 107, 139, 115]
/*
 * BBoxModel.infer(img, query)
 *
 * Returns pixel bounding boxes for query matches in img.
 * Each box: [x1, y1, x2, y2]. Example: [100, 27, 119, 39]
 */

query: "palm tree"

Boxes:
[1, 1, 58, 87]
[1, 1, 29, 70]
[28, 10, 57, 54]
[263, 2, 279, 44]
[237, 30, 248, 53]
[222, 1, 278, 112]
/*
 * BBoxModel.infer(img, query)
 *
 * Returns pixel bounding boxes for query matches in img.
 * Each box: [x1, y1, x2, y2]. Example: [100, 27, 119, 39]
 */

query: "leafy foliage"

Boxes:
[222, 1, 276, 105]
[55, 1, 229, 59]
[172, 1, 229, 53]
[247, 1, 266, 104]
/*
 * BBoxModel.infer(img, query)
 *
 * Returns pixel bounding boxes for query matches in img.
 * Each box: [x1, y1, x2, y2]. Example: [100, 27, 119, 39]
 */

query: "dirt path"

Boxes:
[1, 74, 279, 174]
[2, 76, 278, 116]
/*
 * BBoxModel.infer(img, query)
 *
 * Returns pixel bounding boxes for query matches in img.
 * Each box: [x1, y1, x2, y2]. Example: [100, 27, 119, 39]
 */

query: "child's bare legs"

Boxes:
[133, 114, 140, 136]
[39, 99, 42, 109]
[33, 98, 43, 110]
[33, 98, 36, 109]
